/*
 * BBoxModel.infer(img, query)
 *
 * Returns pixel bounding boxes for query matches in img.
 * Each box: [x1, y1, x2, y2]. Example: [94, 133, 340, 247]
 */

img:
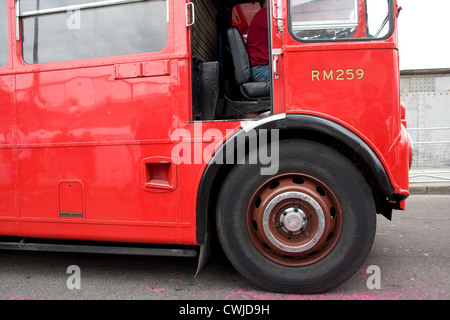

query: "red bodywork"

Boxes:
[0, 0, 410, 246]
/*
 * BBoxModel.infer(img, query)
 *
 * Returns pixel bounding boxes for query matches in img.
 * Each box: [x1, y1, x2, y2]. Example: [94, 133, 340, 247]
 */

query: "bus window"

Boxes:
[366, 0, 391, 38]
[20, 0, 168, 64]
[0, 1, 8, 67]
[289, 0, 392, 41]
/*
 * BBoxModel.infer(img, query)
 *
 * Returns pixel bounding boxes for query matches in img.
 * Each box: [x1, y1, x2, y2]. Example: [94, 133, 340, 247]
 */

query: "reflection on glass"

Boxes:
[0, 2, 8, 67]
[22, 0, 168, 64]
[290, 0, 391, 41]
[290, 0, 358, 28]
[366, 0, 391, 38]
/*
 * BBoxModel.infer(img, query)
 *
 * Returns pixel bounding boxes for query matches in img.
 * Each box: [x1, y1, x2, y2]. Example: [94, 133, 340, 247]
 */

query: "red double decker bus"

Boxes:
[0, 0, 411, 293]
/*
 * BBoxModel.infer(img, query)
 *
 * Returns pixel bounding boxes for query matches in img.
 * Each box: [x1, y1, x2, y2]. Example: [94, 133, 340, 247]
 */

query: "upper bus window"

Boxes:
[0, 2, 8, 67]
[289, 0, 392, 41]
[20, 0, 168, 64]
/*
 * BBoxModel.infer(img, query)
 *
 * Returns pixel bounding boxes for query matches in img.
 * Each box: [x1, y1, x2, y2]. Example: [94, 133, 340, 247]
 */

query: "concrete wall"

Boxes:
[400, 69, 450, 168]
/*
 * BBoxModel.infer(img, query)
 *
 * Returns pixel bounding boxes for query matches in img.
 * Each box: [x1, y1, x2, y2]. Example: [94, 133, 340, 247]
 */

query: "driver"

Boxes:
[246, 0, 270, 82]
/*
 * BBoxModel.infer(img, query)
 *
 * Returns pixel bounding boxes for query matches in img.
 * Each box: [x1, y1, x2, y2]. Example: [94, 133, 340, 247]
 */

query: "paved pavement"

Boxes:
[409, 168, 450, 195]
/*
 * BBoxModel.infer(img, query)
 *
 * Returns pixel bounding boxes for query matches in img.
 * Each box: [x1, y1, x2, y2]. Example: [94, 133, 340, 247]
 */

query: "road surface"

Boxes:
[0, 195, 448, 301]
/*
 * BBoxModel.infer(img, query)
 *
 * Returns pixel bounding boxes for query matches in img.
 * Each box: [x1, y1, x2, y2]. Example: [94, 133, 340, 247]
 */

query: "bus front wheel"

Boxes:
[216, 139, 377, 293]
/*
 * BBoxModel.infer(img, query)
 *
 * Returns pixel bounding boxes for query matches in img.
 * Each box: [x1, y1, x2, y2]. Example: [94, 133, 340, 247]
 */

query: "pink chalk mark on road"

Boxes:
[221, 284, 448, 300]
[168, 279, 183, 283]
[134, 285, 166, 293]
[8, 295, 44, 300]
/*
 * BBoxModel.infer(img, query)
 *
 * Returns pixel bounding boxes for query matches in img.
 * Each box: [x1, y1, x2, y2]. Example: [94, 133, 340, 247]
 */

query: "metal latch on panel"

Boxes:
[186, 2, 195, 27]
[272, 48, 282, 80]
[142, 157, 177, 192]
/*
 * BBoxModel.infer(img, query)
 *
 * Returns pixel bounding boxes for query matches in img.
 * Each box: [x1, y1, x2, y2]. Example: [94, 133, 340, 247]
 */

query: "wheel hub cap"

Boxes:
[263, 192, 325, 253]
[280, 207, 308, 235]
[247, 173, 343, 267]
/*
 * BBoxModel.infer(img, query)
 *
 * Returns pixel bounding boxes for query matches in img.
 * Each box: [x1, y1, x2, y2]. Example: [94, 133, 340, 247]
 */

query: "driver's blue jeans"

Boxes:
[250, 65, 270, 82]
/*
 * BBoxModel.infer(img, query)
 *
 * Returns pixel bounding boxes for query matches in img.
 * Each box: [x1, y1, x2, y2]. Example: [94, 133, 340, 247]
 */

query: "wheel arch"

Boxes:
[196, 113, 395, 245]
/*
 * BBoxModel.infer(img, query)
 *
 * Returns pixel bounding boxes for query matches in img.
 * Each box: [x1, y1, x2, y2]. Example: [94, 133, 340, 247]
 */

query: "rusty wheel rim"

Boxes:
[246, 173, 343, 267]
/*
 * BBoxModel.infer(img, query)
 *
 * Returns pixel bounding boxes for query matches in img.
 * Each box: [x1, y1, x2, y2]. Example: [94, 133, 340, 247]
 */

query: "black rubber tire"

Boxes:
[216, 139, 377, 293]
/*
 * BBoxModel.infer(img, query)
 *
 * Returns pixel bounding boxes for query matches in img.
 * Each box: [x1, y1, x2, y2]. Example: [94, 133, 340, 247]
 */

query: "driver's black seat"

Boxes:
[226, 27, 270, 100]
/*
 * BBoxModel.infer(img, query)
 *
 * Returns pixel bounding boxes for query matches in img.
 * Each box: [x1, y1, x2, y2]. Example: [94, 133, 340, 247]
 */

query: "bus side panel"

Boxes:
[14, 64, 187, 244]
[0, 75, 18, 235]
[175, 121, 242, 245]
[17, 144, 186, 244]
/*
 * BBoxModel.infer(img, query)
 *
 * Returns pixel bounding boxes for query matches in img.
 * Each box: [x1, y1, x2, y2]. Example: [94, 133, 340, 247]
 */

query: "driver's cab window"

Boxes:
[289, 0, 392, 41]
[366, 0, 391, 38]
[232, 3, 262, 41]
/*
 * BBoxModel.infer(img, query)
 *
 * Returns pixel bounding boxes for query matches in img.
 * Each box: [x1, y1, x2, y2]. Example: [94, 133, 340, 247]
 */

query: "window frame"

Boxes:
[287, 0, 395, 43]
[16, 0, 171, 66]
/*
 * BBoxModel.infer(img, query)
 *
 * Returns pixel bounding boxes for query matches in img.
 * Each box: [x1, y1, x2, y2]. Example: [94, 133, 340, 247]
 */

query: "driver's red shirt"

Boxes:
[246, 8, 269, 67]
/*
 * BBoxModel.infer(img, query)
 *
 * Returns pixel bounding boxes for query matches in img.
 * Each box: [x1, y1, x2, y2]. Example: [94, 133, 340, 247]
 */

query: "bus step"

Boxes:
[0, 237, 198, 258]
